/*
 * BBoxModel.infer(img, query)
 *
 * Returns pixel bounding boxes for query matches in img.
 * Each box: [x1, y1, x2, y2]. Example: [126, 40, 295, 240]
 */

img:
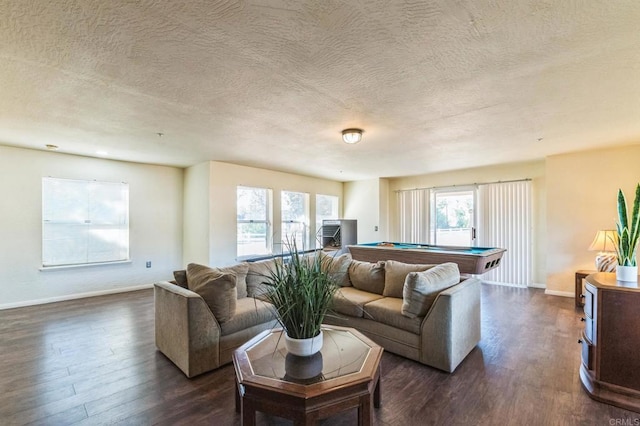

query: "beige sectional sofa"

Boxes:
[154, 254, 481, 378]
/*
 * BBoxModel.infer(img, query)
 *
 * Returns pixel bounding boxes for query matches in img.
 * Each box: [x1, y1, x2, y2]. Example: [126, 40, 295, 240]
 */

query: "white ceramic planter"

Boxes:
[616, 265, 638, 282]
[284, 330, 323, 357]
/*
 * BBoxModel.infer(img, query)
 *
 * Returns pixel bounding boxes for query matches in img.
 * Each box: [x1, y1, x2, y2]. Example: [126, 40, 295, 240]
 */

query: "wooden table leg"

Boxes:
[358, 393, 372, 426]
[373, 376, 381, 408]
[235, 381, 240, 414]
[241, 397, 256, 426]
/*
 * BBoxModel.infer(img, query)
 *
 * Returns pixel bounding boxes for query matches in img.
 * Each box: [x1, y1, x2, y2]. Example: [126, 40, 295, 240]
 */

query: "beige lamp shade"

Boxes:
[588, 230, 617, 272]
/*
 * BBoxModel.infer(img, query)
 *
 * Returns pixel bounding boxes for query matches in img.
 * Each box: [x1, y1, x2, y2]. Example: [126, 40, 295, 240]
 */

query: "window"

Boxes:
[316, 194, 339, 246]
[42, 177, 129, 267]
[281, 191, 309, 251]
[237, 186, 272, 258]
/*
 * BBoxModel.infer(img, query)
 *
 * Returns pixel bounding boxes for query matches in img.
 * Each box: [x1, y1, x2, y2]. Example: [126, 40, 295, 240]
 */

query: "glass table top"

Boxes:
[245, 327, 372, 385]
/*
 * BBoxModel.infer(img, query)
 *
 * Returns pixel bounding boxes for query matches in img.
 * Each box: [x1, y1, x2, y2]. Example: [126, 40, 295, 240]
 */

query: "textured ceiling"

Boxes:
[1, 1, 639, 181]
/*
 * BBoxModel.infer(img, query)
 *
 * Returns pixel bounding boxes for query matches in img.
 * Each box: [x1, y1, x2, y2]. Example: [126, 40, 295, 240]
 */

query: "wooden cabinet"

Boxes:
[580, 272, 640, 413]
[575, 269, 596, 307]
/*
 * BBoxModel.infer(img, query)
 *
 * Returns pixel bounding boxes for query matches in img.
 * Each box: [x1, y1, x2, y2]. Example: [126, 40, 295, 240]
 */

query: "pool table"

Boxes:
[347, 242, 506, 275]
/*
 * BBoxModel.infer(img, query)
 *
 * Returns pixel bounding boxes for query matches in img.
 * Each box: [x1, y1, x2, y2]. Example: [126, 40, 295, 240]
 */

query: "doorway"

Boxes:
[430, 188, 476, 246]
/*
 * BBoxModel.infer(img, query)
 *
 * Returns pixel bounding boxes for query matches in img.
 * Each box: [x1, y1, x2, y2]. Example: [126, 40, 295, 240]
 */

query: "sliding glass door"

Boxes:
[430, 188, 476, 246]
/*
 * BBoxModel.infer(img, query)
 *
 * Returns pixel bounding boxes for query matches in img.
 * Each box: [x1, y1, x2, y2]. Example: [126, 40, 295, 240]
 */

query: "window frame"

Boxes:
[281, 190, 310, 252]
[41, 177, 130, 268]
[236, 185, 273, 259]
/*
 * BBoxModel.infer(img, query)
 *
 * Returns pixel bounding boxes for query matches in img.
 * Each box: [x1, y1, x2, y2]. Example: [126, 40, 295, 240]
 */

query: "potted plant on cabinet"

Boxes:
[263, 240, 339, 356]
[614, 183, 640, 282]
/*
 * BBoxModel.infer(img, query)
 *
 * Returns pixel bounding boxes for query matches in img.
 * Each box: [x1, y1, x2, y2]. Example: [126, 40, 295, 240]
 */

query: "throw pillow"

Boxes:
[348, 259, 386, 295]
[401, 262, 460, 319]
[320, 251, 352, 287]
[216, 263, 249, 299]
[186, 263, 237, 323]
[246, 258, 280, 298]
[173, 269, 188, 288]
[383, 260, 435, 298]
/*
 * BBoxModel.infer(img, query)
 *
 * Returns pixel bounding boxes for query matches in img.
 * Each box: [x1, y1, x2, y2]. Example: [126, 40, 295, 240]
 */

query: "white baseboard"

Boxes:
[482, 280, 547, 289]
[482, 281, 573, 298]
[0, 283, 154, 310]
[482, 280, 546, 288]
[528, 282, 546, 289]
[482, 280, 527, 288]
[544, 289, 574, 298]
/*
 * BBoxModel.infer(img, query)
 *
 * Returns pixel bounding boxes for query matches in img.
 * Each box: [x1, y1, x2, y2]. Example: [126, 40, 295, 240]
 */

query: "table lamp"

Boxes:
[588, 230, 617, 272]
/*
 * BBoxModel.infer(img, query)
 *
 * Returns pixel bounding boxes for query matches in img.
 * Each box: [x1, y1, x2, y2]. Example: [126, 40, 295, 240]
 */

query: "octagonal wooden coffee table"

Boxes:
[232, 325, 383, 426]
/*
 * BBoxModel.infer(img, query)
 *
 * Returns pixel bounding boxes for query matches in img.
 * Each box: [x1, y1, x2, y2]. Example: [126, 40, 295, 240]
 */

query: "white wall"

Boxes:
[546, 145, 640, 294]
[344, 178, 390, 243]
[387, 161, 547, 286]
[0, 146, 183, 308]
[183, 161, 343, 267]
[183, 162, 211, 266]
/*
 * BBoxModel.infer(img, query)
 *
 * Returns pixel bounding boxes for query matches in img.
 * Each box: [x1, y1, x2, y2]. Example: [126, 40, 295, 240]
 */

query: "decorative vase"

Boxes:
[284, 352, 323, 381]
[616, 265, 638, 282]
[284, 330, 323, 357]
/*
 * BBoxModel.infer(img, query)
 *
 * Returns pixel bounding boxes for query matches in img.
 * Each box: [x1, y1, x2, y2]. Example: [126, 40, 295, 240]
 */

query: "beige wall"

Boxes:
[183, 162, 211, 266]
[388, 160, 547, 286]
[546, 145, 640, 294]
[0, 146, 184, 308]
[184, 161, 343, 267]
[344, 178, 390, 243]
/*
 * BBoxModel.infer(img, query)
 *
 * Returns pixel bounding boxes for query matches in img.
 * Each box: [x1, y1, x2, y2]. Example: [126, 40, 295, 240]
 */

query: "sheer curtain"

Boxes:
[397, 189, 429, 243]
[477, 180, 532, 286]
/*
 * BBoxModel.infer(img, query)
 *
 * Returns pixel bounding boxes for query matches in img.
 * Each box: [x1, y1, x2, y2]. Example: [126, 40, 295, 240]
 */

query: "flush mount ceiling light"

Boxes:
[342, 128, 363, 144]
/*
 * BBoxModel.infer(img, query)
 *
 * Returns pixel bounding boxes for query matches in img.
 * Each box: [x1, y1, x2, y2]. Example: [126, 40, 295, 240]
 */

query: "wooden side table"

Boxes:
[575, 270, 596, 307]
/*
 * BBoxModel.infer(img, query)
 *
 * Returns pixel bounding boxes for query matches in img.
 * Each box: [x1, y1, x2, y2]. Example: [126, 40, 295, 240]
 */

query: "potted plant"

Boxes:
[613, 183, 640, 282]
[263, 240, 339, 356]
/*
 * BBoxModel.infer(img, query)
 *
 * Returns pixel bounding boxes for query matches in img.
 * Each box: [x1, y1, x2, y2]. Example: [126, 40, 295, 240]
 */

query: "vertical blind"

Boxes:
[397, 189, 429, 243]
[477, 180, 532, 286]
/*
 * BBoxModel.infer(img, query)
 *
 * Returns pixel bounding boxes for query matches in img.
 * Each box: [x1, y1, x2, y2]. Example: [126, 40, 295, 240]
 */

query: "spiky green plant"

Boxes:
[263, 240, 339, 340]
[614, 183, 640, 266]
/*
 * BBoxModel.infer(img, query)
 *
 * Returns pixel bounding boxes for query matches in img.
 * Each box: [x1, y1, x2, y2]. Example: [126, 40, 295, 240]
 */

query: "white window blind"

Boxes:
[478, 180, 532, 286]
[397, 189, 429, 243]
[42, 177, 129, 267]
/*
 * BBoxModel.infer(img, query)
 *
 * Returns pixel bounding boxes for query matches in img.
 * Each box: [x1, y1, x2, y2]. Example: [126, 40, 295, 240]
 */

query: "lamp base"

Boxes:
[595, 253, 617, 272]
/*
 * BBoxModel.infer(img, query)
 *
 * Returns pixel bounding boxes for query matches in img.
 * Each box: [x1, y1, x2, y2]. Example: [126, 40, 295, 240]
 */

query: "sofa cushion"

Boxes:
[348, 260, 386, 294]
[246, 258, 280, 298]
[220, 297, 277, 336]
[383, 260, 435, 298]
[320, 251, 352, 287]
[331, 287, 384, 318]
[363, 297, 423, 334]
[173, 269, 188, 288]
[186, 263, 237, 323]
[401, 263, 460, 319]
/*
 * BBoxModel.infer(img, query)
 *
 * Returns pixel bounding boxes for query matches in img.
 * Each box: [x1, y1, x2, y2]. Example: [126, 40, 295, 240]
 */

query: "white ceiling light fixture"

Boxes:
[342, 128, 363, 144]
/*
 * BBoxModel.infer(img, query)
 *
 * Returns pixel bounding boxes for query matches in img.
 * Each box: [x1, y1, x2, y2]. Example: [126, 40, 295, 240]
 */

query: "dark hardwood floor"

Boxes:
[1, 284, 639, 425]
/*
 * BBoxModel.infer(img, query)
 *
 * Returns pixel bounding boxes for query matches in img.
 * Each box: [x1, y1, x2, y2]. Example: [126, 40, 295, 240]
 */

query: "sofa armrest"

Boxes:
[419, 277, 481, 372]
[154, 281, 222, 378]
